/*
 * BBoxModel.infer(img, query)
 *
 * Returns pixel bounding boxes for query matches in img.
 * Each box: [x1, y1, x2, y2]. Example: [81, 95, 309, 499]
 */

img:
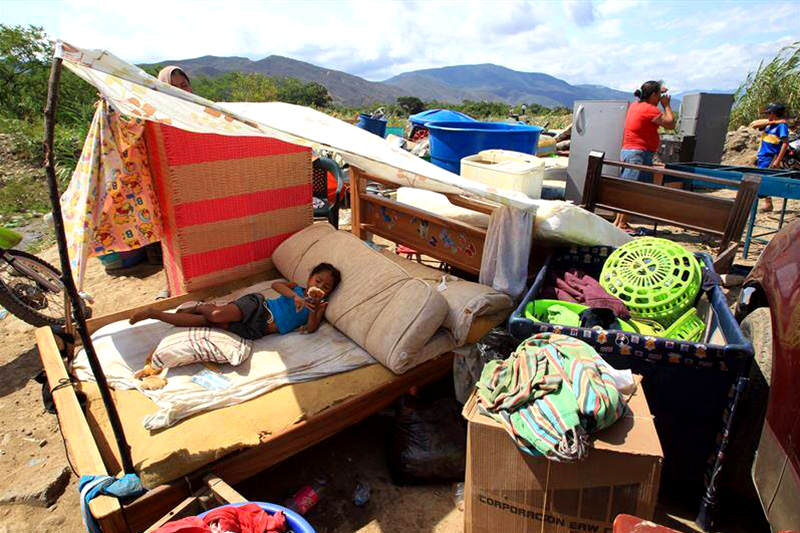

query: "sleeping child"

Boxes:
[129, 263, 341, 388]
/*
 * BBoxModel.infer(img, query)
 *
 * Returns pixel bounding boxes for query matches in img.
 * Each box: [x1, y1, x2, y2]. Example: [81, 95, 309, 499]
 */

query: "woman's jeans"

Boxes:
[620, 149, 655, 183]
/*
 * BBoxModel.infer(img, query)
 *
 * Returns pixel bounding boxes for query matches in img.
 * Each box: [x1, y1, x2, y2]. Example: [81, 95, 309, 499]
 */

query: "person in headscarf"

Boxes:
[153, 66, 192, 300]
[157, 66, 193, 93]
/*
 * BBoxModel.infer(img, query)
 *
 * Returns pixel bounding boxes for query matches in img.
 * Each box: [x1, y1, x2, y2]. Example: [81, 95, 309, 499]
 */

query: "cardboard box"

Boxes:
[463, 380, 663, 533]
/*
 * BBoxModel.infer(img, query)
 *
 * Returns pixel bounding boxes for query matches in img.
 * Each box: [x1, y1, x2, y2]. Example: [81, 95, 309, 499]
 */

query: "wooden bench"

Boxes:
[581, 150, 761, 273]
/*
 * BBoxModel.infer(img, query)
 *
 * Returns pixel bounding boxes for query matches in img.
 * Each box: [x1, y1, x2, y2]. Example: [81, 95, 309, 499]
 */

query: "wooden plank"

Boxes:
[581, 150, 605, 209]
[604, 159, 739, 187]
[121, 353, 454, 532]
[350, 168, 366, 240]
[143, 496, 197, 533]
[720, 173, 761, 251]
[204, 474, 246, 504]
[594, 175, 732, 235]
[35, 327, 127, 531]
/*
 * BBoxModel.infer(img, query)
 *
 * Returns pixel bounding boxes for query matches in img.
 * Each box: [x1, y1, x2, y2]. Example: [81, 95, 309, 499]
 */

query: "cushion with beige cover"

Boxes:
[378, 251, 513, 345]
[273, 223, 450, 374]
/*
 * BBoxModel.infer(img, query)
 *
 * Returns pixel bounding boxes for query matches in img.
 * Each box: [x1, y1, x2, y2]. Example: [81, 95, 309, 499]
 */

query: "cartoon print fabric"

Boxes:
[61, 99, 161, 287]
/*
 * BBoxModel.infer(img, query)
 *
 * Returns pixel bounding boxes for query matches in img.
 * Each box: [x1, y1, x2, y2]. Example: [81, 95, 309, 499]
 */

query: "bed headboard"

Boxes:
[144, 123, 312, 294]
[347, 167, 549, 276]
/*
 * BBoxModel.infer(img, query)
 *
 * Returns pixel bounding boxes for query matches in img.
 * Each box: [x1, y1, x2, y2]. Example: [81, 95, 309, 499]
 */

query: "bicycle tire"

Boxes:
[0, 249, 65, 327]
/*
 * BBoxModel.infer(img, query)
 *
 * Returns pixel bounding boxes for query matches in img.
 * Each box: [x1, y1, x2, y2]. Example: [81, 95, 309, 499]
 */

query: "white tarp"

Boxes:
[55, 40, 629, 248]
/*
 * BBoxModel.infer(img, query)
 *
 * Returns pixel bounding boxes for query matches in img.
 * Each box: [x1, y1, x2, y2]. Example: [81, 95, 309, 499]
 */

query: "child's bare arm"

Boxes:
[304, 302, 328, 334]
[272, 281, 304, 310]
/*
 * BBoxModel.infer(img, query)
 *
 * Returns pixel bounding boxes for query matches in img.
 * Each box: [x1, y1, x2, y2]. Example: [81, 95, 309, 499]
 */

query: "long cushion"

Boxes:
[379, 251, 514, 345]
[273, 224, 449, 373]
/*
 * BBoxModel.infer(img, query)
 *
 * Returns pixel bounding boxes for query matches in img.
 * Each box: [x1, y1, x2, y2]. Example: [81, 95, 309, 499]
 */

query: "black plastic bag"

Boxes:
[454, 327, 520, 403]
[388, 395, 467, 484]
[477, 327, 519, 363]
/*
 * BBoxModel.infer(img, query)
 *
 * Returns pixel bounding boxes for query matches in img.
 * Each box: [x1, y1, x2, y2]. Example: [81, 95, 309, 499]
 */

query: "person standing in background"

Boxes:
[750, 103, 789, 212]
[153, 66, 193, 299]
[615, 80, 675, 231]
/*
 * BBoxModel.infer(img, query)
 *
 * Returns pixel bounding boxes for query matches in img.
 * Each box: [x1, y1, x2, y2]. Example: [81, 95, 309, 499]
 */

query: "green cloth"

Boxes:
[544, 304, 581, 327]
[476, 333, 627, 461]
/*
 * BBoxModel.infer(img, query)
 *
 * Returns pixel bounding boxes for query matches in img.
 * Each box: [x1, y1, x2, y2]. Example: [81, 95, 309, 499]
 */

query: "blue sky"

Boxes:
[1, 0, 797, 93]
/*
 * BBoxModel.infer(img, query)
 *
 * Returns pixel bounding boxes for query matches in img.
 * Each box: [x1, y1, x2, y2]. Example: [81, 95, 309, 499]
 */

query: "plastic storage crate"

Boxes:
[508, 245, 754, 506]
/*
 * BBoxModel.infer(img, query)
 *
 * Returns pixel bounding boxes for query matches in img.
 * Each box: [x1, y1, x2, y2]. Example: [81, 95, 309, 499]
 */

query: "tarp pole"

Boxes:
[43, 56, 136, 475]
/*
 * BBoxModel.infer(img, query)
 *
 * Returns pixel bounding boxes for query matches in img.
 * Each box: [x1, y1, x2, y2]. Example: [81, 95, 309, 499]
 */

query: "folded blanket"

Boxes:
[476, 333, 627, 461]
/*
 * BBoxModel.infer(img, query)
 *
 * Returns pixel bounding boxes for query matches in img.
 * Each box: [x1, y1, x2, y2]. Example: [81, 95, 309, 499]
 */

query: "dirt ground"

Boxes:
[0, 197, 797, 532]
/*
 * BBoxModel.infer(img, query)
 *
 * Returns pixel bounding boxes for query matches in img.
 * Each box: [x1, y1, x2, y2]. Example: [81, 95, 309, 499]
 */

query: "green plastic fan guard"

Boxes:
[600, 237, 701, 327]
[663, 308, 705, 342]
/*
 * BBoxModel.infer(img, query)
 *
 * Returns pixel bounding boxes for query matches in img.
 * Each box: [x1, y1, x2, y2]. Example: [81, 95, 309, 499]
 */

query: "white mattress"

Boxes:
[73, 280, 375, 430]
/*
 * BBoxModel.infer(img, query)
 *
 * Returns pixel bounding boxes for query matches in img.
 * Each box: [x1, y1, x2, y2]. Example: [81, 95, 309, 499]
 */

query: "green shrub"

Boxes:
[730, 41, 800, 129]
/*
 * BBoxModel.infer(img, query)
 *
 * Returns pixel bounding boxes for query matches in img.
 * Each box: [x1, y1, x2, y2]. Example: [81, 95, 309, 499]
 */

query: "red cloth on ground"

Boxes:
[541, 269, 630, 319]
[154, 504, 287, 533]
[622, 101, 661, 152]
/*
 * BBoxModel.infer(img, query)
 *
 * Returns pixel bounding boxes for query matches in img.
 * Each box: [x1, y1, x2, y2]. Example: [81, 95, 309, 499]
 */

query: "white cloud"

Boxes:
[1, 0, 795, 94]
[563, 0, 595, 26]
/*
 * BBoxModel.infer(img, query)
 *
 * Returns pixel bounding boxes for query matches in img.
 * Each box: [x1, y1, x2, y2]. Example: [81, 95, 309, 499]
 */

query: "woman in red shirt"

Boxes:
[615, 81, 675, 230]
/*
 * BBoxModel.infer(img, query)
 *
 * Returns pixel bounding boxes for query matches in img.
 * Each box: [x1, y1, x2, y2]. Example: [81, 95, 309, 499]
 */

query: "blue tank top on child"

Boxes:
[266, 286, 310, 334]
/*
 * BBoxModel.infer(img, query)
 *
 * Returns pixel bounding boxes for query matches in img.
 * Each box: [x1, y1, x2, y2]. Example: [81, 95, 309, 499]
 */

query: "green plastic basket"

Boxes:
[663, 308, 705, 342]
[600, 237, 702, 327]
[524, 299, 638, 332]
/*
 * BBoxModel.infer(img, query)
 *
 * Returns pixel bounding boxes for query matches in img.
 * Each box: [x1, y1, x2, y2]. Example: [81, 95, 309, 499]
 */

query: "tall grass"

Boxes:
[730, 41, 800, 129]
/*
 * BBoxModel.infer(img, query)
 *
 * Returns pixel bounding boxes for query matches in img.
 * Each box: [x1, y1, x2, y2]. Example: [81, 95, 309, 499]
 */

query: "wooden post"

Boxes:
[721, 174, 761, 253]
[349, 167, 366, 240]
[43, 56, 135, 474]
[581, 150, 605, 210]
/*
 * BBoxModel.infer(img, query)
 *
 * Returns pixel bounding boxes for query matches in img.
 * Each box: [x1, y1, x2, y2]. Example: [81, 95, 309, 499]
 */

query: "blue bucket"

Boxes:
[426, 121, 543, 174]
[356, 114, 387, 137]
[197, 502, 315, 533]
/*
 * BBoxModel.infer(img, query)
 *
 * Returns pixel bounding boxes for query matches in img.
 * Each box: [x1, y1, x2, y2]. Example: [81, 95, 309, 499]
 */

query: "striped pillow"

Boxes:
[151, 327, 253, 370]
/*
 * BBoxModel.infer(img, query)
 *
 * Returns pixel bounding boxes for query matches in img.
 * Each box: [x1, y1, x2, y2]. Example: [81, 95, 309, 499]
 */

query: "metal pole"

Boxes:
[43, 57, 135, 474]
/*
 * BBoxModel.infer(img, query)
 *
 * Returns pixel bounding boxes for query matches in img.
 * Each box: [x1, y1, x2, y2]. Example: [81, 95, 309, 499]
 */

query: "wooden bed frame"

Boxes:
[36, 167, 504, 532]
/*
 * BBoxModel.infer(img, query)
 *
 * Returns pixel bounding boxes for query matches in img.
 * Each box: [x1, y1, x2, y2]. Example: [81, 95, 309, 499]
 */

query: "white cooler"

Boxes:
[460, 150, 545, 199]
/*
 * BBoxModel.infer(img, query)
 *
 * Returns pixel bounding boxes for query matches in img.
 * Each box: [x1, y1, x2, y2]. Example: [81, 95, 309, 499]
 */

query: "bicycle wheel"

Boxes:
[0, 249, 66, 327]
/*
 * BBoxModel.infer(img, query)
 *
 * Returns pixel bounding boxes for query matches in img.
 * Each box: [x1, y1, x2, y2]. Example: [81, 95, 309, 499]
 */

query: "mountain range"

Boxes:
[144, 54, 634, 109]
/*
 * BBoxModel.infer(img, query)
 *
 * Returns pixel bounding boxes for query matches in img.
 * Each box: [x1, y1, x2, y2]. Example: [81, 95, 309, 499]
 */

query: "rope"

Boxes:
[540, 460, 552, 533]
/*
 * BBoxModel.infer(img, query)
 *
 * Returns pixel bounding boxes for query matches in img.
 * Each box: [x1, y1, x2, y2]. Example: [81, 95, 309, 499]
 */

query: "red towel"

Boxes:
[154, 503, 287, 533]
[543, 269, 630, 319]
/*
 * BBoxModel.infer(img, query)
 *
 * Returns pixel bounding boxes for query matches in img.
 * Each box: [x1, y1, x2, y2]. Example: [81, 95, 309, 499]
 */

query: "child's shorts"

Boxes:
[228, 294, 273, 340]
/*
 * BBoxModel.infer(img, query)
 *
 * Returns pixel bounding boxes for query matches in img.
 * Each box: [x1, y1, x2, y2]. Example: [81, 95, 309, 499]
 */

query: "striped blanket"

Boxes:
[476, 332, 627, 461]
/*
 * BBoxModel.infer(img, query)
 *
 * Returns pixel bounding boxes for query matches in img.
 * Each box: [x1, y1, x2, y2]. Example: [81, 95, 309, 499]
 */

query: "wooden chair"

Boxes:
[581, 150, 761, 273]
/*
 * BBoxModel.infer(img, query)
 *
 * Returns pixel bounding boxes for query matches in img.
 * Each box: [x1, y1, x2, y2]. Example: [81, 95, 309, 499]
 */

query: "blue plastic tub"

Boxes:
[426, 121, 543, 174]
[197, 502, 315, 533]
[97, 248, 147, 270]
[408, 108, 476, 126]
[356, 114, 387, 137]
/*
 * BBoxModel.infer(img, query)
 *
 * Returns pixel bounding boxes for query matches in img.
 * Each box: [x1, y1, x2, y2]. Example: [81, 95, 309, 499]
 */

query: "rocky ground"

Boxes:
[0, 128, 796, 531]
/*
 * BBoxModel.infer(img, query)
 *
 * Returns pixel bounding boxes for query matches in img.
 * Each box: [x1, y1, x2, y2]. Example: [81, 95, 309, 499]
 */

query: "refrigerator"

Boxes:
[566, 100, 629, 202]
[678, 93, 734, 163]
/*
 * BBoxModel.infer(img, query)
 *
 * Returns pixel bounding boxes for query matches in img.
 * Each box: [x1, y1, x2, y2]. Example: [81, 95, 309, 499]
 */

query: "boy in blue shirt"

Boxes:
[750, 103, 790, 212]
